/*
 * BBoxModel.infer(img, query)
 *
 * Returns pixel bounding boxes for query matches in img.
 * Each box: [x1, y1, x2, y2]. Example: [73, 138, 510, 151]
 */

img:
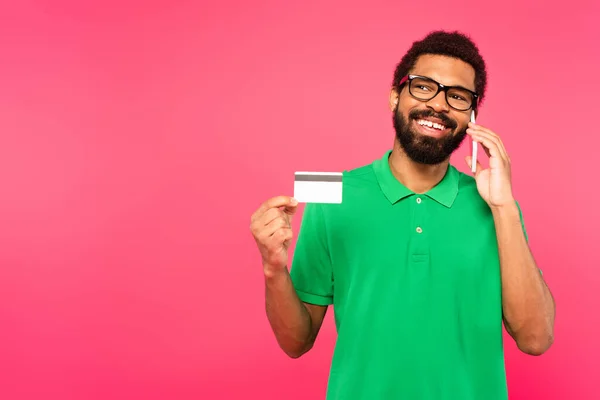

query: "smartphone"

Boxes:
[470, 110, 477, 173]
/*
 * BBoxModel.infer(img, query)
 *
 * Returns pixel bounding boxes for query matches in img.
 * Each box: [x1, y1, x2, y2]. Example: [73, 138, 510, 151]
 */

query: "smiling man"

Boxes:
[250, 31, 555, 399]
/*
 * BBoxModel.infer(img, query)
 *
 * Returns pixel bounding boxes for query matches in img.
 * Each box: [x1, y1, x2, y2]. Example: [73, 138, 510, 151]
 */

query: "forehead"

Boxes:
[410, 54, 476, 91]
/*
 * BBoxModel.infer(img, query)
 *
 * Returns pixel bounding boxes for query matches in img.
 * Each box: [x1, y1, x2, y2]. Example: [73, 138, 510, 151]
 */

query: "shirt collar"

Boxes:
[372, 150, 460, 208]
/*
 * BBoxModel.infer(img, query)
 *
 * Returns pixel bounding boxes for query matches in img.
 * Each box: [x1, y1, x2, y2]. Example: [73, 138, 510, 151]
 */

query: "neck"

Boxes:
[388, 140, 449, 194]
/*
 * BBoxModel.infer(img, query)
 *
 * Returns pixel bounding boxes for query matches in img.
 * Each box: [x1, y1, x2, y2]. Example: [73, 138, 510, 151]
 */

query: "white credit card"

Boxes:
[294, 172, 343, 204]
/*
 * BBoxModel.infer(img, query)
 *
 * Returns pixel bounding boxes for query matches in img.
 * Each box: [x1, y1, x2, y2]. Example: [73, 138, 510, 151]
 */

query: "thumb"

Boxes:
[465, 156, 482, 175]
[282, 197, 299, 216]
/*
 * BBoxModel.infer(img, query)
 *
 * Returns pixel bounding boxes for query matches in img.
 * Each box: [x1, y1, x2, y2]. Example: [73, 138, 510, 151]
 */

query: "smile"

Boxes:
[416, 119, 447, 131]
[415, 119, 449, 137]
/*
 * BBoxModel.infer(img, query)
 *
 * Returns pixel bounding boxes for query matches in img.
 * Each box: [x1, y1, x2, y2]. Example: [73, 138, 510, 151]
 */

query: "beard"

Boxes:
[393, 104, 467, 165]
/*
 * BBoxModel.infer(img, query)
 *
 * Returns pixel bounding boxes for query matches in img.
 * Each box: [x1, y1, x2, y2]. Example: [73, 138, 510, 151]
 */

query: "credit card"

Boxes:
[294, 172, 343, 204]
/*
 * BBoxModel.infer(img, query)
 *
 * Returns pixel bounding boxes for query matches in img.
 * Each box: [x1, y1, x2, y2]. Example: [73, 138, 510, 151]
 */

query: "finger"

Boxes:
[469, 132, 491, 158]
[471, 134, 499, 160]
[251, 209, 288, 238]
[470, 135, 507, 170]
[264, 218, 291, 237]
[261, 208, 287, 227]
[468, 132, 503, 160]
[256, 217, 289, 241]
[251, 196, 298, 222]
[266, 228, 293, 248]
[465, 155, 483, 175]
[483, 133, 509, 163]
[475, 127, 509, 162]
[467, 125, 510, 162]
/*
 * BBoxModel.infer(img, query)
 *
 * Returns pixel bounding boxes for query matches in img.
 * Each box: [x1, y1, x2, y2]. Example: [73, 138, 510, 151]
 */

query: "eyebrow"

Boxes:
[416, 74, 476, 93]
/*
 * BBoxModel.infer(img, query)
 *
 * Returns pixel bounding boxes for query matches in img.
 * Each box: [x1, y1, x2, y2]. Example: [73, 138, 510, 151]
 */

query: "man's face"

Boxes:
[391, 54, 477, 165]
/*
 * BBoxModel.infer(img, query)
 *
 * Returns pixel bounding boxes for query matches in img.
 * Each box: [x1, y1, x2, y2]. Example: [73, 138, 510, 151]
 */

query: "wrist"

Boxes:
[491, 201, 520, 220]
[263, 262, 289, 280]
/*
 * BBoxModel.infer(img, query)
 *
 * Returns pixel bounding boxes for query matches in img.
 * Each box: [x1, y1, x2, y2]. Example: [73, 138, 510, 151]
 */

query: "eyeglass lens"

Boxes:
[409, 77, 474, 110]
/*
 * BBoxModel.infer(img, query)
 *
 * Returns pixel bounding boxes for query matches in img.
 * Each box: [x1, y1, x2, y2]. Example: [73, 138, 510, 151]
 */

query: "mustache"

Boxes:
[408, 109, 458, 130]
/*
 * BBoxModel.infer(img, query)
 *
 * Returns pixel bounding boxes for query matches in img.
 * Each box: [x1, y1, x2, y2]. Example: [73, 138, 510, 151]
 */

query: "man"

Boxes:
[250, 31, 555, 399]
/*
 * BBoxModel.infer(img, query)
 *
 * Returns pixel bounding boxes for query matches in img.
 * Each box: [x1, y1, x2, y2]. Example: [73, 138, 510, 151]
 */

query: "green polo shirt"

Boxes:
[289, 149, 528, 400]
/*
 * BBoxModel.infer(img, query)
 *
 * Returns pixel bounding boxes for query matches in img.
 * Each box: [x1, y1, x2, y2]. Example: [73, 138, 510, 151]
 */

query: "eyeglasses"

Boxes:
[398, 74, 478, 111]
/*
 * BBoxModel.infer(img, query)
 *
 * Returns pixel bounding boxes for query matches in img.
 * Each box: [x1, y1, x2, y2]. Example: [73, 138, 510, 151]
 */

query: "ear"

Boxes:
[389, 88, 399, 111]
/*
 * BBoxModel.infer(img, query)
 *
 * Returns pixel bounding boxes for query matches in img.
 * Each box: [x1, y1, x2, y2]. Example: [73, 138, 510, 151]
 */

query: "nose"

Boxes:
[426, 90, 450, 113]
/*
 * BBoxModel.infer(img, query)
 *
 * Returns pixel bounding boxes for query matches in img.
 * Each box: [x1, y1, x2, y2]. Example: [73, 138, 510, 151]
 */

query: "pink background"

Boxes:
[0, 1, 598, 399]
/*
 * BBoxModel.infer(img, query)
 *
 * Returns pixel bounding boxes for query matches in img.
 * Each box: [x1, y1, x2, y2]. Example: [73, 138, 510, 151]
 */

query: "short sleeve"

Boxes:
[516, 200, 542, 275]
[515, 200, 528, 243]
[289, 203, 334, 306]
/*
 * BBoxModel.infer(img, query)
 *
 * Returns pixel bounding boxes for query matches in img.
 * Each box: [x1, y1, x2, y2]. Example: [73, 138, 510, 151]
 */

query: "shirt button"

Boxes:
[416, 197, 422, 204]
[416, 227, 423, 233]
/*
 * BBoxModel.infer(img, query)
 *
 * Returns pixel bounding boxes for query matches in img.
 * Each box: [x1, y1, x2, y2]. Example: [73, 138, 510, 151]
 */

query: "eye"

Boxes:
[450, 94, 467, 101]
[412, 80, 437, 92]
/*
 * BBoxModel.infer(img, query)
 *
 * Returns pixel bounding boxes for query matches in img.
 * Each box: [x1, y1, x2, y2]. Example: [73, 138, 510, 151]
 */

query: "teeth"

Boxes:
[417, 119, 446, 131]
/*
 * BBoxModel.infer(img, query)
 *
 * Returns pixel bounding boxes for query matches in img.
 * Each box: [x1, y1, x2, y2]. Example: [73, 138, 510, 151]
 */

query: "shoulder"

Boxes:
[454, 166, 477, 191]
[339, 157, 381, 195]
[343, 159, 377, 180]
[449, 165, 491, 216]
[305, 156, 381, 220]
[453, 166, 482, 201]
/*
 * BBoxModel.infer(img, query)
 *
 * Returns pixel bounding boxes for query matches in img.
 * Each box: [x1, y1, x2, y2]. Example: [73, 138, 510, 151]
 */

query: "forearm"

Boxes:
[492, 203, 555, 355]
[264, 266, 313, 358]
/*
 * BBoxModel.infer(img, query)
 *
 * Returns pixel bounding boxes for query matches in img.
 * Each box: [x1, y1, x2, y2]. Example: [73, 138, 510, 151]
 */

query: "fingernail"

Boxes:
[291, 197, 298, 205]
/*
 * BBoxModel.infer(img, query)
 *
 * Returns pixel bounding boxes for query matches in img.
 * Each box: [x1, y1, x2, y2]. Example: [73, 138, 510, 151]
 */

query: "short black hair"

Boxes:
[392, 30, 488, 104]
